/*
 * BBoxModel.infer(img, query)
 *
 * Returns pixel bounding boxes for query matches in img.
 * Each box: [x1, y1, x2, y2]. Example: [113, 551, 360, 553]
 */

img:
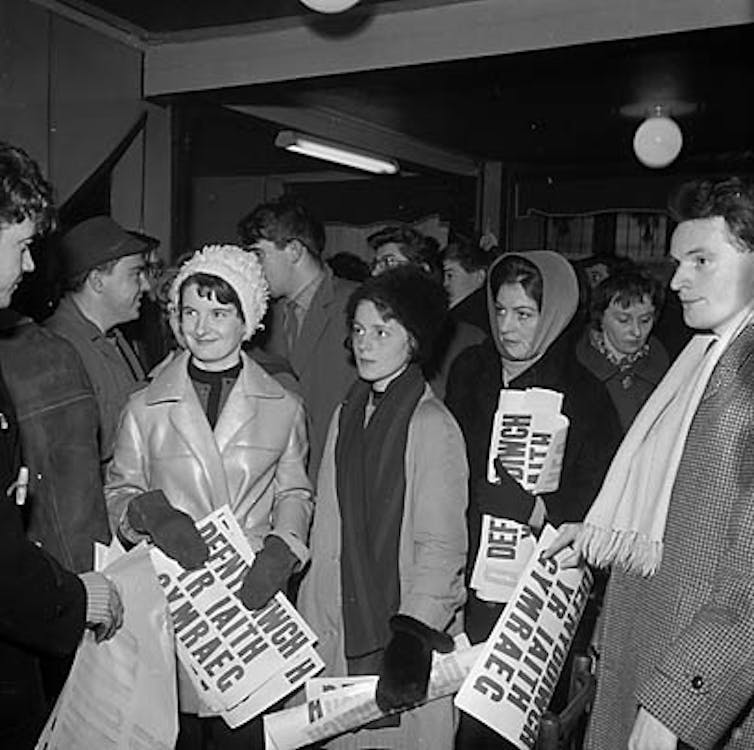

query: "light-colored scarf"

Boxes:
[578, 306, 754, 576]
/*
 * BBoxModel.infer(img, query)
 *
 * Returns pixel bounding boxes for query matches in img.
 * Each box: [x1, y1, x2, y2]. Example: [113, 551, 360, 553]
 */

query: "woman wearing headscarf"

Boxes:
[297, 266, 468, 750]
[445, 251, 621, 748]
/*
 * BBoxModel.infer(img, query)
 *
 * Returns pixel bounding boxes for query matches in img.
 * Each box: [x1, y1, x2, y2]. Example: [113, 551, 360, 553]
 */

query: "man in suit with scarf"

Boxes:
[551, 177, 754, 750]
[238, 198, 356, 479]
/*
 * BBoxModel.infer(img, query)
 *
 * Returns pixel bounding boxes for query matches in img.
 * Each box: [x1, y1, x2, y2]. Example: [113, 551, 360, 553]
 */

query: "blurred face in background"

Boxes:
[601, 295, 655, 356]
[495, 282, 541, 360]
[371, 243, 409, 276]
[443, 259, 485, 307]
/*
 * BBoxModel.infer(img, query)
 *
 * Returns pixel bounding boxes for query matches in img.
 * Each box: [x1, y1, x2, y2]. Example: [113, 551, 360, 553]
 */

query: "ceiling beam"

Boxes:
[29, 0, 146, 49]
[229, 104, 479, 176]
[144, 0, 753, 96]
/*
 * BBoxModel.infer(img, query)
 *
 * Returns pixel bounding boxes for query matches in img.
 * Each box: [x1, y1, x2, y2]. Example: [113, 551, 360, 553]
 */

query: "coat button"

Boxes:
[691, 675, 704, 690]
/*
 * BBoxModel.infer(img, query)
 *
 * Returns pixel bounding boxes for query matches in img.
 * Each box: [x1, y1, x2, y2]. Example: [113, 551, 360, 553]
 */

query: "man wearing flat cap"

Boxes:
[46, 216, 150, 470]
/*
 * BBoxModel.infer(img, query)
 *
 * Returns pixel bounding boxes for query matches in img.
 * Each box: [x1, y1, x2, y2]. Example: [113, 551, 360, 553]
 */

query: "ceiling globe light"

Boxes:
[299, 0, 360, 13]
[633, 106, 683, 169]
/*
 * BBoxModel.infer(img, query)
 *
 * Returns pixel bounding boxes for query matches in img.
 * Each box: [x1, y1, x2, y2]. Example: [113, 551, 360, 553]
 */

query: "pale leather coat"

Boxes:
[105, 350, 313, 563]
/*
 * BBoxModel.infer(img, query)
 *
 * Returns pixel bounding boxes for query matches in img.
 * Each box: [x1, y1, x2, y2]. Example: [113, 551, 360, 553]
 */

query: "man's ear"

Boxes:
[87, 269, 104, 293]
[285, 239, 306, 264]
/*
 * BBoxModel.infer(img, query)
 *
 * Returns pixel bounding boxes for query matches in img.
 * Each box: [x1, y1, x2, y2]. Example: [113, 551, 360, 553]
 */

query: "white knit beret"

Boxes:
[169, 244, 269, 340]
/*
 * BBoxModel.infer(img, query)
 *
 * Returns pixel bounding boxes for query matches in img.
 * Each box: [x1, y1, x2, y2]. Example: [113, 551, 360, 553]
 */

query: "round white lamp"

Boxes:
[633, 107, 683, 169]
[300, 0, 360, 12]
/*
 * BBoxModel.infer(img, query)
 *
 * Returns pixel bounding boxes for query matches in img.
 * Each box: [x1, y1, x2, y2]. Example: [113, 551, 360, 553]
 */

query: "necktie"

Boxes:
[283, 299, 299, 354]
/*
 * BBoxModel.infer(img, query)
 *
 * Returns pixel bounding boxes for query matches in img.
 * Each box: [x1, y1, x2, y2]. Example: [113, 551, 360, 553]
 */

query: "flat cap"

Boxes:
[60, 216, 149, 279]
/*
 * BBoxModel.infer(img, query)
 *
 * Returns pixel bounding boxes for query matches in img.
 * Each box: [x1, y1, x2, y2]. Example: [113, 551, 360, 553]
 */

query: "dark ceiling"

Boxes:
[61, 0, 405, 33]
[184, 24, 754, 178]
[59, 0, 754, 180]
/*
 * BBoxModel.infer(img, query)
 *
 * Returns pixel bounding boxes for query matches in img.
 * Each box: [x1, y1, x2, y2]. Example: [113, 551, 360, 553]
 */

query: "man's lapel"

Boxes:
[290, 271, 335, 373]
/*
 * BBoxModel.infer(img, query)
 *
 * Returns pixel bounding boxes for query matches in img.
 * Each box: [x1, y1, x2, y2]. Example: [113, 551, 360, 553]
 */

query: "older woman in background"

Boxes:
[576, 267, 669, 433]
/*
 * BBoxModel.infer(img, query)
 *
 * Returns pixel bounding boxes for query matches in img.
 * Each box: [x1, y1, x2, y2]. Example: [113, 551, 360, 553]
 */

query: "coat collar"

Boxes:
[576, 331, 668, 386]
[142, 350, 290, 506]
[702, 319, 754, 400]
[145, 349, 286, 404]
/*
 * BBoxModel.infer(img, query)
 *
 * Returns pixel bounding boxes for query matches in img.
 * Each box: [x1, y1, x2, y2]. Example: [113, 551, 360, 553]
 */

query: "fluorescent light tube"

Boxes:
[275, 130, 399, 174]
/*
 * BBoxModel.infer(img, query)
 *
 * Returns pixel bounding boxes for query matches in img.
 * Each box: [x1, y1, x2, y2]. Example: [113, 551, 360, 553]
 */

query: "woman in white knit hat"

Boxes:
[105, 244, 313, 749]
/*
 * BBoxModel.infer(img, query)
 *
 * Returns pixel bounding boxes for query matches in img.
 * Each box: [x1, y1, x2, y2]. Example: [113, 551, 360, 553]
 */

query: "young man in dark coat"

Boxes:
[0, 141, 123, 748]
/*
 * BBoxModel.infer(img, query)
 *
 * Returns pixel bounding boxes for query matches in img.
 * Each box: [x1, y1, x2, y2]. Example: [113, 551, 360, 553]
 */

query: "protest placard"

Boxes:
[264, 636, 481, 750]
[150, 506, 323, 724]
[37, 546, 178, 750]
[487, 388, 569, 493]
[455, 525, 593, 750]
[470, 515, 536, 603]
[305, 676, 377, 702]
[221, 643, 325, 728]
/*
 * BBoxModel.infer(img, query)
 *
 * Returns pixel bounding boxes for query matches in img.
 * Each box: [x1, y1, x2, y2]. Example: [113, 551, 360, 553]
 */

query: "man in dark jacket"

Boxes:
[46, 216, 150, 471]
[0, 140, 123, 748]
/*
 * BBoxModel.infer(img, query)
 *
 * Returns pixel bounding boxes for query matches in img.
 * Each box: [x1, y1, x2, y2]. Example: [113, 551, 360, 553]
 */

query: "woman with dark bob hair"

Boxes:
[445, 251, 621, 748]
[298, 265, 468, 750]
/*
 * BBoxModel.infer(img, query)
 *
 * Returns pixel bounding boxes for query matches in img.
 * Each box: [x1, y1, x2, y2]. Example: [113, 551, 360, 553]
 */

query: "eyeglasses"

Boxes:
[370, 255, 407, 275]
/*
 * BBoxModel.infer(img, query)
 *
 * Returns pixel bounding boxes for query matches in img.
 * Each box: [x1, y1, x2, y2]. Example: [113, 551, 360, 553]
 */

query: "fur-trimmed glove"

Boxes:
[375, 615, 454, 713]
[474, 458, 538, 525]
[126, 490, 209, 570]
[238, 535, 298, 610]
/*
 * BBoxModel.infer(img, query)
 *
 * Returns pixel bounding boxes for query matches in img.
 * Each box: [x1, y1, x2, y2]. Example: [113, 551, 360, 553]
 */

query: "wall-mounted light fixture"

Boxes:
[275, 131, 399, 175]
[632, 105, 683, 169]
[299, 0, 360, 14]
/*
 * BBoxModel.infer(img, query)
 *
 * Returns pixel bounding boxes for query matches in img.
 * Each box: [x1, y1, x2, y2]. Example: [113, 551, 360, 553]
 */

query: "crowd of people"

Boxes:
[1, 136, 753, 750]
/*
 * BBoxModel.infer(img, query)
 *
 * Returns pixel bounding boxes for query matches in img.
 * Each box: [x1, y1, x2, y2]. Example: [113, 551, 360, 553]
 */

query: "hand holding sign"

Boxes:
[543, 522, 584, 569]
[375, 615, 454, 712]
[127, 489, 209, 569]
[487, 388, 569, 494]
[456, 525, 593, 750]
[238, 535, 298, 610]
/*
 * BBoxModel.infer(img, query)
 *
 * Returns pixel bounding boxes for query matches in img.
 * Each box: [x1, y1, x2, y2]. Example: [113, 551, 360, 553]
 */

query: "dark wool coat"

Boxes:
[445, 333, 621, 642]
[575, 331, 670, 433]
[587, 322, 754, 750]
[0, 366, 86, 748]
[450, 286, 491, 338]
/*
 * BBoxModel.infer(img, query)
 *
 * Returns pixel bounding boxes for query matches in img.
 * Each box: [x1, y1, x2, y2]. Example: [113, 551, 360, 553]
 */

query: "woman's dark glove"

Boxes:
[375, 614, 454, 713]
[474, 458, 537, 525]
[126, 490, 209, 570]
[238, 535, 297, 610]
